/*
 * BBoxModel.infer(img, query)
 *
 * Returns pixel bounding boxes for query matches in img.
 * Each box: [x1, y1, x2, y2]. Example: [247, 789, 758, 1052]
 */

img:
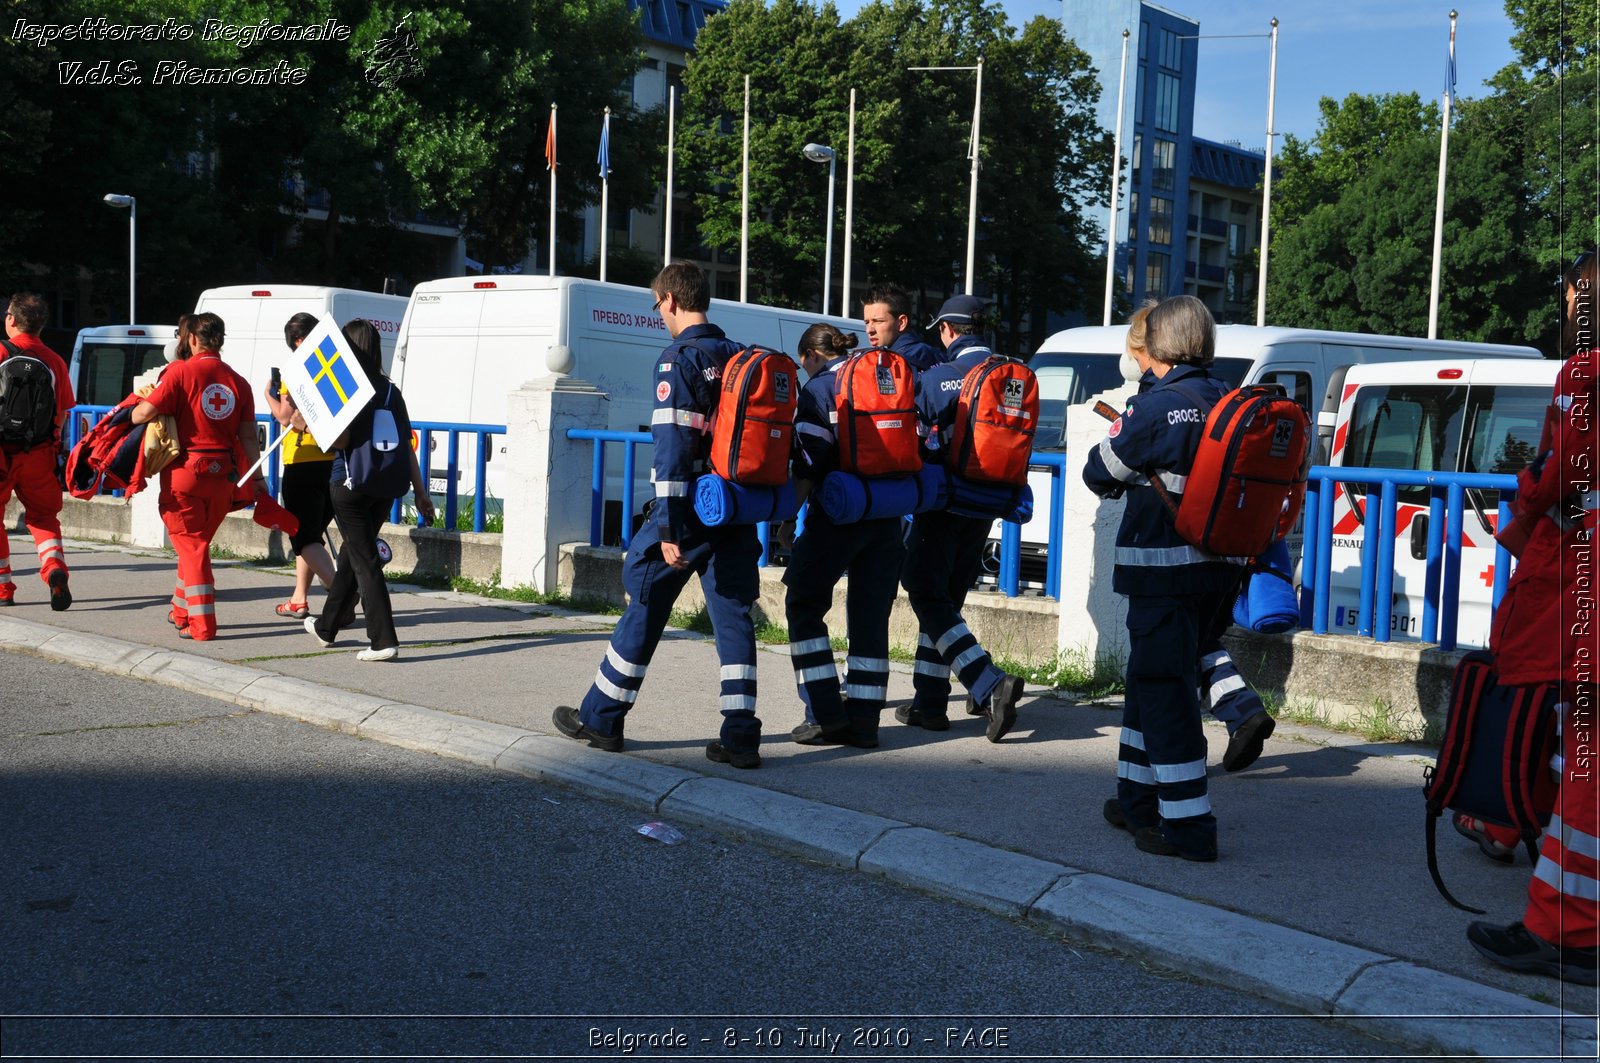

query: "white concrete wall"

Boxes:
[1056, 381, 1137, 666]
[499, 355, 610, 593]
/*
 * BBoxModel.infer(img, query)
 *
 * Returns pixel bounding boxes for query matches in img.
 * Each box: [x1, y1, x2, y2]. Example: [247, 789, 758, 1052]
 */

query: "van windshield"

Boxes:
[1029, 353, 1252, 451]
[1342, 382, 1546, 510]
[78, 343, 167, 405]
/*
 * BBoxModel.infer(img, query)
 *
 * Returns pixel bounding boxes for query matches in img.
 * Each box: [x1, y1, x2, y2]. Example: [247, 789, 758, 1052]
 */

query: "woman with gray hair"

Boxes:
[1082, 295, 1246, 862]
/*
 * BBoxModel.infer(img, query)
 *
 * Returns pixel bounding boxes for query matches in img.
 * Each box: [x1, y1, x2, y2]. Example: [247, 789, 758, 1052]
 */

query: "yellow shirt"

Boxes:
[278, 387, 331, 464]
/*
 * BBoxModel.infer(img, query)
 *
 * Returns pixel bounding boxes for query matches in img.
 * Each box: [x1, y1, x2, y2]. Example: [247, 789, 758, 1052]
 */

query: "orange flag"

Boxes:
[544, 109, 556, 171]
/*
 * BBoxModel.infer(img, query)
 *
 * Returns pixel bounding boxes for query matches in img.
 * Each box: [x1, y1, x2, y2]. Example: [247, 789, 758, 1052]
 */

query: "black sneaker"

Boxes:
[47, 570, 71, 612]
[552, 705, 623, 753]
[1103, 799, 1132, 833]
[1222, 711, 1275, 772]
[1134, 825, 1218, 862]
[790, 721, 850, 746]
[964, 696, 984, 717]
[706, 741, 760, 770]
[1468, 921, 1599, 985]
[985, 674, 1023, 743]
[894, 705, 950, 731]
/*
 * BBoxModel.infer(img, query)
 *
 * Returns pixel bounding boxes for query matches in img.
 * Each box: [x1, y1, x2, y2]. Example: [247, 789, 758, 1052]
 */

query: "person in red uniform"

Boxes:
[1467, 248, 1600, 985]
[0, 291, 75, 610]
[131, 312, 264, 641]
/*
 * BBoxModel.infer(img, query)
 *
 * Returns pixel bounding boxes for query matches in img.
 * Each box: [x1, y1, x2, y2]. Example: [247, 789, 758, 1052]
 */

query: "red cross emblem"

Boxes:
[201, 383, 236, 420]
[1479, 564, 1494, 587]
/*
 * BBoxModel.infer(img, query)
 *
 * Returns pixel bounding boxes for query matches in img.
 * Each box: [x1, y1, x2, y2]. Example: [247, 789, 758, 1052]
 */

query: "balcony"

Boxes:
[1187, 215, 1227, 239]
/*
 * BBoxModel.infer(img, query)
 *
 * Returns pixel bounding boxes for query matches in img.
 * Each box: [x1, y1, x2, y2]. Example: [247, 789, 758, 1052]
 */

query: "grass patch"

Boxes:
[406, 497, 504, 534]
[754, 620, 790, 645]
[668, 606, 716, 635]
[1263, 690, 1430, 744]
[994, 646, 1126, 700]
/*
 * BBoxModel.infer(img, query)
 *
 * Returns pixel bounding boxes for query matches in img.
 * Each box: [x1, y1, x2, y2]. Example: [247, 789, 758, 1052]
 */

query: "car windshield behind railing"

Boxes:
[1030, 354, 1253, 451]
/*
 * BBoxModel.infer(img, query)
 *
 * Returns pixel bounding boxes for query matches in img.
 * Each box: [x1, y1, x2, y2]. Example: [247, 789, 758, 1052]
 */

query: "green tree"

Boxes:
[1269, 126, 1542, 344]
[0, 0, 665, 326]
[680, 0, 1110, 351]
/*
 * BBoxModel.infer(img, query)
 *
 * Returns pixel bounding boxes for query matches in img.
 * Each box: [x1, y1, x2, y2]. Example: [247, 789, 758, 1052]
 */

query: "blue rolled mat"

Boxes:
[818, 464, 945, 524]
[694, 474, 800, 527]
[946, 474, 1034, 524]
[1232, 538, 1299, 632]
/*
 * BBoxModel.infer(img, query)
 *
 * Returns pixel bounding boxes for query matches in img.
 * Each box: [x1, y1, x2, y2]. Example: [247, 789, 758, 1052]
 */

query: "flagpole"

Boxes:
[664, 85, 676, 266]
[599, 106, 611, 284]
[741, 74, 750, 303]
[1103, 29, 1130, 326]
[547, 104, 557, 278]
[965, 56, 983, 295]
[1255, 18, 1278, 327]
[1427, 10, 1457, 340]
[842, 87, 856, 319]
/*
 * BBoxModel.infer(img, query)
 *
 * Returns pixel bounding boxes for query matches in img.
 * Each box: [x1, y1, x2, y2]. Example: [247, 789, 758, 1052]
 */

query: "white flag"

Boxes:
[280, 317, 377, 448]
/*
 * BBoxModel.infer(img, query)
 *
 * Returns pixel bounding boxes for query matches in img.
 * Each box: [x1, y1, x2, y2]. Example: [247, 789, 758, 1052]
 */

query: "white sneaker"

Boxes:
[358, 645, 399, 662]
[304, 616, 333, 648]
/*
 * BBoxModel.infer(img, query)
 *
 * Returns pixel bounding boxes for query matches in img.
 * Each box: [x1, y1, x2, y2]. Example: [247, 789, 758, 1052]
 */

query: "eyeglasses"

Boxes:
[651, 295, 663, 313]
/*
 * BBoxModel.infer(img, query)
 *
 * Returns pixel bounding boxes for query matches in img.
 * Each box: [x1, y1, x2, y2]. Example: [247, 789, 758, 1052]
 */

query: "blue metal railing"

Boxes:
[996, 452, 1067, 600]
[1300, 465, 1518, 652]
[565, 427, 796, 567]
[67, 406, 504, 533]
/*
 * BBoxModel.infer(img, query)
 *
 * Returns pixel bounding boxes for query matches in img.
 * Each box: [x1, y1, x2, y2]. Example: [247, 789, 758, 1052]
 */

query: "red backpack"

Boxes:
[946, 355, 1039, 487]
[709, 346, 798, 486]
[1424, 650, 1558, 912]
[1153, 383, 1310, 557]
[835, 347, 921, 478]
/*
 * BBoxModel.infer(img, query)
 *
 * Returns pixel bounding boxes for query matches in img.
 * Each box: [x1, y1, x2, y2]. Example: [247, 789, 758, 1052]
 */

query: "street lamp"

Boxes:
[102, 193, 136, 324]
[803, 143, 837, 317]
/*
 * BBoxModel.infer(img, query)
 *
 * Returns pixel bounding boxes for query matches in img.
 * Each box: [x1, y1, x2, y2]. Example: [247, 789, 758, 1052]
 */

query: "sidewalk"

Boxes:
[2, 541, 1594, 1059]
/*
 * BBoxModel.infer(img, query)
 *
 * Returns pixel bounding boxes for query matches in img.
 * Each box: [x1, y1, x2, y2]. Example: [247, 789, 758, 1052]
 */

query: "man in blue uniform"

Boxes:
[1082, 295, 1247, 862]
[862, 285, 942, 373]
[898, 294, 1025, 742]
[553, 264, 765, 769]
[780, 323, 903, 750]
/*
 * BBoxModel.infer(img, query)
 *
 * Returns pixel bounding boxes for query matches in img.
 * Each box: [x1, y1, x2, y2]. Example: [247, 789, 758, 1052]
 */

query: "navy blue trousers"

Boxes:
[1116, 591, 1232, 850]
[578, 521, 762, 753]
[783, 511, 904, 729]
[902, 508, 1004, 717]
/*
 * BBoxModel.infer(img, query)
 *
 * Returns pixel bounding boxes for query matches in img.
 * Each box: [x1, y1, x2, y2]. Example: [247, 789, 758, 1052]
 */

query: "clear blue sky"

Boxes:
[837, 0, 1518, 150]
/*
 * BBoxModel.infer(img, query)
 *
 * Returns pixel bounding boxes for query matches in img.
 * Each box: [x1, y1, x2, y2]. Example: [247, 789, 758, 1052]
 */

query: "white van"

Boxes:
[68, 324, 177, 407]
[1002, 325, 1545, 589]
[390, 275, 861, 534]
[1324, 356, 1560, 647]
[191, 285, 409, 415]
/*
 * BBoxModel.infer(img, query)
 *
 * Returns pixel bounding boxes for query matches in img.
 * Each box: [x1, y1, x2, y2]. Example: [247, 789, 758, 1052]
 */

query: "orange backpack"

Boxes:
[835, 347, 921, 478]
[946, 355, 1039, 487]
[1152, 383, 1311, 557]
[709, 346, 798, 486]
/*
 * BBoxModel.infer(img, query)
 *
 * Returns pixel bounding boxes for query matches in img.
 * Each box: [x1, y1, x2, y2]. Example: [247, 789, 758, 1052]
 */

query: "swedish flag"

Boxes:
[304, 335, 361, 416]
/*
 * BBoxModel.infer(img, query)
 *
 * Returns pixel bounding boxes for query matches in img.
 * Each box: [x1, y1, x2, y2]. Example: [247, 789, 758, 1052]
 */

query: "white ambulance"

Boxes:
[390, 275, 861, 535]
[1324, 356, 1561, 646]
[1008, 325, 1544, 590]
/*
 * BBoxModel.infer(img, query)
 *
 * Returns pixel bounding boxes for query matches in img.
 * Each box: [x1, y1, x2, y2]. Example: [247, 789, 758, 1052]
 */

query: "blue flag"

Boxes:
[1444, 29, 1457, 104]
[597, 115, 610, 179]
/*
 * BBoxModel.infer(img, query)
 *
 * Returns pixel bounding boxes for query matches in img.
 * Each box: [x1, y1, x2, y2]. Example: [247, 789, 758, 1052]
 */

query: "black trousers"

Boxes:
[316, 484, 397, 651]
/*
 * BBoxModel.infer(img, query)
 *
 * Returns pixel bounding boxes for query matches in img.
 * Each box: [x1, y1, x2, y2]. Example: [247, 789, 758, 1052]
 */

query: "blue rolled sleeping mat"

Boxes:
[693, 474, 801, 527]
[817, 463, 946, 524]
[1232, 537, 1299, 633]
[945, 473, 1034, 524]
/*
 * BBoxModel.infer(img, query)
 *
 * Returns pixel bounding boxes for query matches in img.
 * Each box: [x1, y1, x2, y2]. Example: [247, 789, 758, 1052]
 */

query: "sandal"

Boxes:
[275, 600, 311, 619]
[1454, 813, 1518, 864]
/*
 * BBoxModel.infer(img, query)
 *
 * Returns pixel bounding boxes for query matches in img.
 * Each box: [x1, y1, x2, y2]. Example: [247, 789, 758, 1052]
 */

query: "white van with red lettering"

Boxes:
[1325, 357, 1561, 646]
[391, 275, 859, 535]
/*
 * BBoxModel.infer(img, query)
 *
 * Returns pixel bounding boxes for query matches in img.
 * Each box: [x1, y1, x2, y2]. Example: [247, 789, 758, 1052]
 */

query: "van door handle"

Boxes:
[1409, 512, 1428, 561]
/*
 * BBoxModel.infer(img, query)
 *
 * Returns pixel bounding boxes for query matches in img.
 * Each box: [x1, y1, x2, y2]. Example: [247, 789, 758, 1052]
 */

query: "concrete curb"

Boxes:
[2, 618, 1591, 1060]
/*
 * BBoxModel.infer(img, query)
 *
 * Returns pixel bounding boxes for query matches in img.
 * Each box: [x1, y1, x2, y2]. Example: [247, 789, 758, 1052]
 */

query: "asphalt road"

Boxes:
[0, 649, 1406, 1062]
